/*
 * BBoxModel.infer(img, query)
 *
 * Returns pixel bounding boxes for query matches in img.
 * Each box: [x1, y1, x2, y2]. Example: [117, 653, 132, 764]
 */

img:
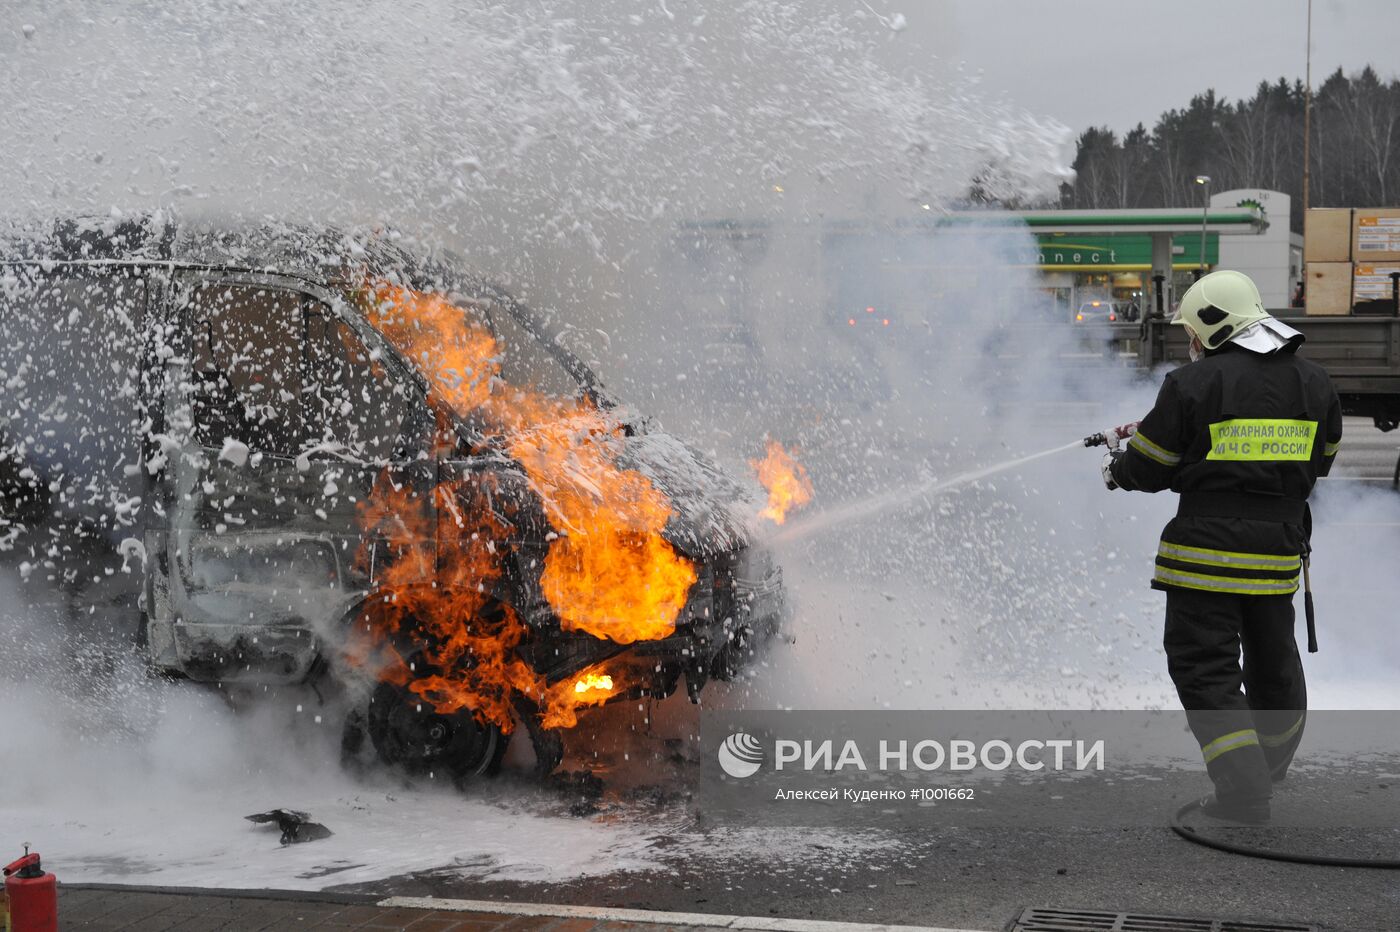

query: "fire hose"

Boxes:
[1171, 801, 1400, 868]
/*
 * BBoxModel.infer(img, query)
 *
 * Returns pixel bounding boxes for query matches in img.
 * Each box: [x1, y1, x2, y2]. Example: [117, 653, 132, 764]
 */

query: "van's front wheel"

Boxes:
[365, 680, 507, 781]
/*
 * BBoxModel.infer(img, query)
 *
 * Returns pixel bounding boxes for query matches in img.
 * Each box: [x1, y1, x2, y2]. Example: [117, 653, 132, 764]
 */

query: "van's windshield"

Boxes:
[478, 300, 588, 401]
[352, 281, 612, 444]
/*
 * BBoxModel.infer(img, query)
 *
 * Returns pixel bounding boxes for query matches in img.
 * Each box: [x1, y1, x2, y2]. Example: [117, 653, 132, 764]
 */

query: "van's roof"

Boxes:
[0, 211, 458, 290]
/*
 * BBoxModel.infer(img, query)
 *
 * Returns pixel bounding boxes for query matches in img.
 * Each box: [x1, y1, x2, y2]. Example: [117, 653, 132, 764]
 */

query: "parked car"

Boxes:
[0, 213, 786, 779]
[1073, 299, 1121, 324]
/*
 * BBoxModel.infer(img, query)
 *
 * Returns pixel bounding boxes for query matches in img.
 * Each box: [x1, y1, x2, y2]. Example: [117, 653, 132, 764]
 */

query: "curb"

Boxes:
[59, 882, 380, 907]
[379, 895, 992, 932]
[59, 885, 993, 932]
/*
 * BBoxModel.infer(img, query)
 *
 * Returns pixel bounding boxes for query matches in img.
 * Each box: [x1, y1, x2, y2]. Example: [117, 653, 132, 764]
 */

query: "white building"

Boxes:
[1210, 188, 1304, 308]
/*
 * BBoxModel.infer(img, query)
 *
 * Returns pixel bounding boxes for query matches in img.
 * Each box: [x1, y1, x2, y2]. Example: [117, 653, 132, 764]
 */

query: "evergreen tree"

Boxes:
[1023, 68, 1400, 231]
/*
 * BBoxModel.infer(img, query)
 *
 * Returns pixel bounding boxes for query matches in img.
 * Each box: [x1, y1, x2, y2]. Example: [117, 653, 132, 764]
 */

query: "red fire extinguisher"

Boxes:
[3, 846, 58, 932]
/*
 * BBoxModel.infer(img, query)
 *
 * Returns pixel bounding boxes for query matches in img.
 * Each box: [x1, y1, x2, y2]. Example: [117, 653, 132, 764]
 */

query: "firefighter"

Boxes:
[1102, 269, 1342, 825]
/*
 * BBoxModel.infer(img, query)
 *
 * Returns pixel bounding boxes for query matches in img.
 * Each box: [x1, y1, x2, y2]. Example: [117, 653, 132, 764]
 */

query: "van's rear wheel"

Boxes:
[365, 680, 507, 780]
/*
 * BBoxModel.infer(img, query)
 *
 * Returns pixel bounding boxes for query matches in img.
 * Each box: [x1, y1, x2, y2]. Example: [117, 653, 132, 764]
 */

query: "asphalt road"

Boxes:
[331, 763, 1400, 932]
[1327, 416, 1400, 482]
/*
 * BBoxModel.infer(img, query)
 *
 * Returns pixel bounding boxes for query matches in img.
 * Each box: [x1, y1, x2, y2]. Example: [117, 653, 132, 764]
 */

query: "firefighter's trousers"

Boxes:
[1164, 587, 1307, 803]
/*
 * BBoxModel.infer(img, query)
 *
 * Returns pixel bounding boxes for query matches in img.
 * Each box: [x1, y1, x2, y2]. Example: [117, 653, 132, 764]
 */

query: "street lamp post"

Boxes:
[1195, 175, 1212, 280]
[1303, 0, 1312, 214]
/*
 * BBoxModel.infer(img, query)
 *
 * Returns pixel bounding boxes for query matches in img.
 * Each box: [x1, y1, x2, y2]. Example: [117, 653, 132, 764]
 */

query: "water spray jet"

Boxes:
[767, 440, 1085, 545]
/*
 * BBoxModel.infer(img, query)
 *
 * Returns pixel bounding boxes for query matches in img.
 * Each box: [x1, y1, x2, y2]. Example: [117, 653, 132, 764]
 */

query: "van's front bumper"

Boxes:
[148, 620, 322, 683]
[519, 544, 786, 707]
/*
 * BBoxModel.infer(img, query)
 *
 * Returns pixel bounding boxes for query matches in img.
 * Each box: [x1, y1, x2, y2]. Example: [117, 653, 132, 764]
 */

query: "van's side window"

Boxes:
[186, 282, 419, 462]
[302, 309, 414, 461]
[187, 284, 306, 456]
[0, 268, 146, 541]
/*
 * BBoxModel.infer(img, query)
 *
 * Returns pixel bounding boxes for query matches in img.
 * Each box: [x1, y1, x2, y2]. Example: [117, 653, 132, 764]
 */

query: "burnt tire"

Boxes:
[365, 680, 507, 781]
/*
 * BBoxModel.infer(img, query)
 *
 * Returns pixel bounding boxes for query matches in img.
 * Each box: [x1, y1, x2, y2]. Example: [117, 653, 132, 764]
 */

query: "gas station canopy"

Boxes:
[992, 206, 1268, 236]
[938, 206, 1269, 308]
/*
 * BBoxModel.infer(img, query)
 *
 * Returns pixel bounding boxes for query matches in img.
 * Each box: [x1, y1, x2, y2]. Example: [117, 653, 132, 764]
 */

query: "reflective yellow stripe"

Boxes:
[1157, 542, 1301, 572]
[1202, 728, 1260, 763]
[1207, 418, 1317, 461]
[1129, 431, 1181, 466]
[1324, 440, 1341, 457]
[1153, 566, 1299, 595]
[1259, 714, 1304, 748]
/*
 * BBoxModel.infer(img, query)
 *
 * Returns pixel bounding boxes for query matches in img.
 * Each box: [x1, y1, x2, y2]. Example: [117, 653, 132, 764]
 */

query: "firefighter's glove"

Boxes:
[1100, 421, 1140, 452]
[1101, 450, 1123, 490]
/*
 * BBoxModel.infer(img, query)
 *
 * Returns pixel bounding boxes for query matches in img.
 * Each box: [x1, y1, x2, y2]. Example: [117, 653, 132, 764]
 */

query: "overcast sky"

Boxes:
[892, 0, 1399, 136]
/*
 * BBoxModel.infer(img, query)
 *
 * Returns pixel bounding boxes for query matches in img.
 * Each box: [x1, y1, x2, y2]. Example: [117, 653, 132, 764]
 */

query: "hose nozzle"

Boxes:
[1085, 422, 1140, 449]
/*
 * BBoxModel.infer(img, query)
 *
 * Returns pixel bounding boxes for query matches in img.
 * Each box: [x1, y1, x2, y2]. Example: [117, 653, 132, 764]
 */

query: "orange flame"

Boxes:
[353, 466, 543, 733]
[750, 440, 814, 525]
[509, 415, 696, 644]
[539, 668, 619, 729]
[575, 672, 615, 694]
[352, 282, 697, 731]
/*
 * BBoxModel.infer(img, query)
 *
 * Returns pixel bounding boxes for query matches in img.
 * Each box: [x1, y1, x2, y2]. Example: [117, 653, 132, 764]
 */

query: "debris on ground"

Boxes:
[245, 809, 334, 846]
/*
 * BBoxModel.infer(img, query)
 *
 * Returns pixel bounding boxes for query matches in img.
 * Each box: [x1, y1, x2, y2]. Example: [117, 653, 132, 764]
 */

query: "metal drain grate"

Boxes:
[1010, 907, 1319, 932]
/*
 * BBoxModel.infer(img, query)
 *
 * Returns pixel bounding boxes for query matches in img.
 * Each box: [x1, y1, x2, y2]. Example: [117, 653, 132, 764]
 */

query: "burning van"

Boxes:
[0, 214, 786, 779]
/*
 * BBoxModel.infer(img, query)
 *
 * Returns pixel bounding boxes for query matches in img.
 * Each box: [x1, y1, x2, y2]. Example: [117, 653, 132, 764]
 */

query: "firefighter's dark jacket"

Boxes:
[1111, 342, 1342, 595]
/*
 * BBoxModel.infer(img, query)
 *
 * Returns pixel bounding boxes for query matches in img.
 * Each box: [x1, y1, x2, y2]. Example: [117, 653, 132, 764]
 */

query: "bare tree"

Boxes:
[1033, 67, 1400, 231]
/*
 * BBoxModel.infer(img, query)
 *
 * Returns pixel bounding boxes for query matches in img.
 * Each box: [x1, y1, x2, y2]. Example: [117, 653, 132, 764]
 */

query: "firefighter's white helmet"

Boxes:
[1173, 269, 1301, 355]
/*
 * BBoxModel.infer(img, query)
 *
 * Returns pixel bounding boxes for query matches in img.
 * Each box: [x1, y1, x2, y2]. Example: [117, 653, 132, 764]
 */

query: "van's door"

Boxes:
[145, 272, 435, 683]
